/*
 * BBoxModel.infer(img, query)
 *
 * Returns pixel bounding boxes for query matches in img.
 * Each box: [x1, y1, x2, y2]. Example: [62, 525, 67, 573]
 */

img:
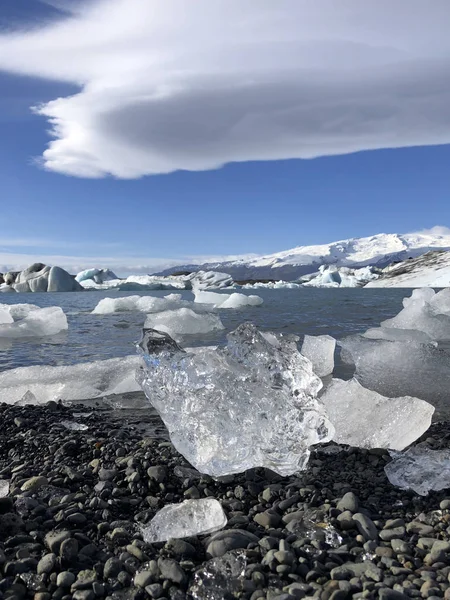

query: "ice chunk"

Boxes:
[60, 421, 89, 431]
[320, 378, 434, 450]
[137, 324, 333, 477]
[301, 335, 336, 377]
[339, 336, 450, 414]
[141, 498, 227, 543]
[0, 307, 67, 338]
[189, 270, 234, 290]
[188, 551, 247, 600]
[381, 296, 450, 340]
[1, 303, 40, 320]
[429, 288, 450, 316]
[0, 308, 13, 324]
[0, 284, 15, 293]
[402, 287, 435, 308]
[144, 308, 224, 337]
[0, 480, 9, 498]
[385, 447, 450, 496]
[193, 290, 263, 309]
[363, 327, 433, 343]
[92, 294, 188, 315]
[0, 356, 140, 404]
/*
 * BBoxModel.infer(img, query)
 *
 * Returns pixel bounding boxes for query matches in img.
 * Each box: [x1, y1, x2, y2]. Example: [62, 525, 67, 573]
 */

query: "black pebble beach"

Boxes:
[1, 401, 450, 600]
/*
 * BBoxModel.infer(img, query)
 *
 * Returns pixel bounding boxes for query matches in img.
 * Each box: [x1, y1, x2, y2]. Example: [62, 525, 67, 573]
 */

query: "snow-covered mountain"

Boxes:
[366, 250, 450, 288]
[158, 231, 450, 281]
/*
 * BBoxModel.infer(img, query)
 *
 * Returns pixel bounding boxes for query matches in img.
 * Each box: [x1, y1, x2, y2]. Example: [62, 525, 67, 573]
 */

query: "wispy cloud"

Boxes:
[0, 1, 450, 178]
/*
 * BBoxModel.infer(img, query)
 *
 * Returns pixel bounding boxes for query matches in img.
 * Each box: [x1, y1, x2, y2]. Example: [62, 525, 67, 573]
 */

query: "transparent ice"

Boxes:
[188, 551, 247, 600]
[144, 308, 224, 338]
[321, 378, 434, 450]
[141, 498, 227, 543]
[137, 324, 333, 477]
[385, 447, 450, 496]
[301, 334, 336, 377]
[0, 479, 9, 498]
[60, 421, 89, 431]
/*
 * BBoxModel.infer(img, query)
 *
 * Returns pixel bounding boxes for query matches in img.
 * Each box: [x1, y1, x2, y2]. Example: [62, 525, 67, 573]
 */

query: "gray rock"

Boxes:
[379, 527, 406, 541]
[57, 571, 76, 588]
[98, 468, 117, 481]
[336, 492, 359, 513]
[72, 569, 97, 590]
[378, 590, 409, 600]
[103, 557, 124, 579]
[21, 476, 48, 492]
[134, 570, 154, 588]
[206, 529, 259, 557]
[147, 466, 168, 483]
[254, 511, 282, 528]
[60, 538, 79, 562]
[145, 583, 164, 599]
[44, 530, 71, 554]
[37, 553, 57, 575]
[352, 513, 378, 540]
[157, 557, 186, 585]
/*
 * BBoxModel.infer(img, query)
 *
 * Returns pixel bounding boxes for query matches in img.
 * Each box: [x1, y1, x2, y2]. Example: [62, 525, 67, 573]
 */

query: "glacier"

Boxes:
[137, 324, 333, 477]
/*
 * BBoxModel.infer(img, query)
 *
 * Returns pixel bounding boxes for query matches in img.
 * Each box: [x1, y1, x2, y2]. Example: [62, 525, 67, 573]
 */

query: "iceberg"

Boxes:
[385, 447, 450, 496]
[0, 284, 15, 293]
[302, 265, 379, 288]
[80, 274, 188, 291]
[301, 334, 336, 377]
[92, 294, 188, 315]
[7, 263, 83, 293]
[0, 306, 68, 338]
[75, 268, 118, 284]
[320, 378, 434, 450]
[189, 270, 234, 290]
[144, 308, 224, 337]
[194, 290, 263, 309]
[242, 280, 301, 289]
[141, 498, 227, 543]
[137, 324, 333, 477]
[0, 356, 140, 404]
[381, 296, 450, 340]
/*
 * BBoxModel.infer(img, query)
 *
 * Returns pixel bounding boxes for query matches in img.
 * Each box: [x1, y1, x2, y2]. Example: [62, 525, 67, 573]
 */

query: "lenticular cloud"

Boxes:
[1, 0, 450, 178]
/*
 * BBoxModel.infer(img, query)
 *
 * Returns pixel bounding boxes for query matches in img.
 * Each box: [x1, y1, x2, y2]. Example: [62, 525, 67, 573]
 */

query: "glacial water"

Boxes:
[0, 287, 408, 373]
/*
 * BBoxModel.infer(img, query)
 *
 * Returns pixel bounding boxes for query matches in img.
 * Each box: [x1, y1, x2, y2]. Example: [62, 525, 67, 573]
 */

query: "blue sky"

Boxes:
[1, 0, 449, 274]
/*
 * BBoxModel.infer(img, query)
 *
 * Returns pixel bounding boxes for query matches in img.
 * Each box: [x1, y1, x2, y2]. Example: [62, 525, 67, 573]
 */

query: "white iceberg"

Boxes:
[8, 263, 83, 293]
[144, 308, 224, 337]
[75, 268, 118, 284]
[80, 274, 188, 291]
[302, 265, 379, 288]
[189, 270, 234, 290]
[141, 498, 227, 543]
[137, 324, 333, 477]
[320, 378, 434, 450]
[242, 281, 301, 289]
[381, 295, 450, 340]
[0, 306, 68, 338]
[0, 284, 15, 293]
[193, 290, 263, 309]
[385, 447, 450, 496]
[301, 335, 336, 377]
[92, 294, 188, 315]
[0, 308, 13, 325]
[0, 356, 140, 404]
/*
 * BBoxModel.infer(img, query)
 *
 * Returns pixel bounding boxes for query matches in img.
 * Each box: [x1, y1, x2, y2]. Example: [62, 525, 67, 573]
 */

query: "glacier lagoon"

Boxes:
[0, 287, 408, 373]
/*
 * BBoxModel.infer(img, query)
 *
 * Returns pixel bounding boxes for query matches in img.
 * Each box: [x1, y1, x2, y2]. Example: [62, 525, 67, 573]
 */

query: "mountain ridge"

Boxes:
[156, 231, 450, 281]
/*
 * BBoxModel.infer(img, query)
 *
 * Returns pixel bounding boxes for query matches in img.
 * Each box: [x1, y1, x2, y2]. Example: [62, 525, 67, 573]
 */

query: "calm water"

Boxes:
[0, 288, 408, 372]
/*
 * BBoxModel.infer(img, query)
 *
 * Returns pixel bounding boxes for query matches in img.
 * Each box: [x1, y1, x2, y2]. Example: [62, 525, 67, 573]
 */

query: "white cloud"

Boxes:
[0, 0, 449, 178]
[411, 226, 450, 237]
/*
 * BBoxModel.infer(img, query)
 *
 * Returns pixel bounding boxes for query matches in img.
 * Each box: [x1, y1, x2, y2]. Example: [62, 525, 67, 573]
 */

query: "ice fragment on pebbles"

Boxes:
[141, 498, 227, 543]
[320, 378, 434, 450]
[385, 446, 450, 496]
[144, 308, 224, 337]
[301, 334, 336, 377]
[188, 550, 247, 600]
[60, 421, 89, 431]
[137, 324, 333, 477]
[0, 480, 9, 498]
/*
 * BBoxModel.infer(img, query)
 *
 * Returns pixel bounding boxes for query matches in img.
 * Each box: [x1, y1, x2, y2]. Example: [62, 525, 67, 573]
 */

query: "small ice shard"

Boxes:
[137, 324, 333, 477]
[188, 551, 247, 600]
[60, 421, 89, 431]
[193, 290, 263, 309]
[320, 378, 434, 450]
[144, 308, 224, 337]
[288, 508, 343, 548]
[385, 447, 450, 496]
[141, 498, 227, 543]
[0, 479, 9, 497]
[0, 308, 13, 325]
[301, 334, 336, 377]
[14, 390, 38, 406]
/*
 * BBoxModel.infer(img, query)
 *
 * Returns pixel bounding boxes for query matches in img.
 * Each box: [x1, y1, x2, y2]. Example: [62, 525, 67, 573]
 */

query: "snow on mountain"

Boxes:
[365, 250, 450, 288]
[157, 232, 450, 281]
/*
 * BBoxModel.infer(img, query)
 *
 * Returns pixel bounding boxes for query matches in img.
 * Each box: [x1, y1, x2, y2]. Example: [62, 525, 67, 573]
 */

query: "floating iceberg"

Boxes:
[141, 498, 227, 543]
[0, 356, 140, 404]
[137, 324, 333, 477]
[0, 306, 68, 338]
[301, 334, 336, 377]
[242, 280, 301, 289]
[75, 268, 118, 284]
[385, 447, 450, 496]
[92, 294, 188, 315]
[144, 308, 224, 338]
[189, 270, 234, 290]
[302, 265, 379, 288]
[6, 263, 83, 293]
[381, 294, 450, 340]
[80, 273, 188, 291]
[194, 290, 263, 309]
[0, 284, 15, 293]
[321, 378, 434, 450]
